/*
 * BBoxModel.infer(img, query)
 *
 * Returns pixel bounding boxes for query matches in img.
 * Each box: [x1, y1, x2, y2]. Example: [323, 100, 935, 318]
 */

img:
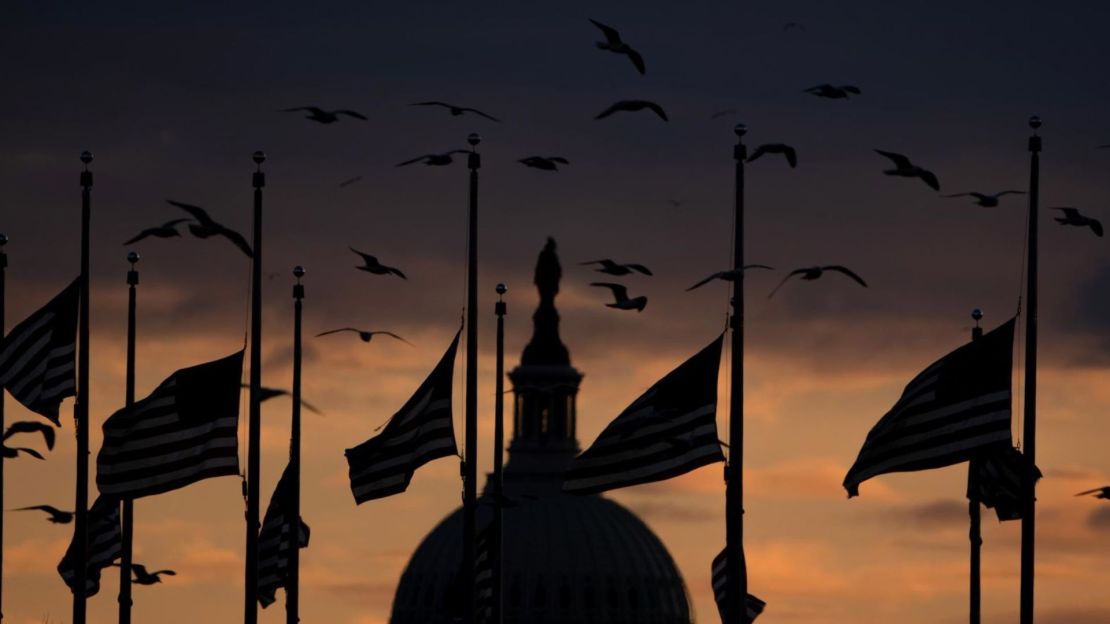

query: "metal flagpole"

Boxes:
[1020, 116, 1041, 624]
[0, 232, 7, 622]
[492, 283, 507, 624]
[462, 132, 481, 624]
[727, 124, 748, 624]
[968, 309, 984, 624]
[119, 252, 140, 624]
[287, 266, 305, 624]
[245, 150, 266, 624]
[74, 150, 94, 624]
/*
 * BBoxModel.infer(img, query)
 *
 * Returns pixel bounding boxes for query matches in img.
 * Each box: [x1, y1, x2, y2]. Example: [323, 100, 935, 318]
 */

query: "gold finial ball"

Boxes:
[734, 123, 748, 137]
[293, 265, 306, 279]
[252, 150, 266, 164]
[80, 150, 94, 164]
[0, 233, 8, 246]
[496, 283, 507, 295]
[971, 308, 983, 322]
[127, 251, 140, 264]
[467, 133, 481, 147]
[1028, 115, 1042, 130]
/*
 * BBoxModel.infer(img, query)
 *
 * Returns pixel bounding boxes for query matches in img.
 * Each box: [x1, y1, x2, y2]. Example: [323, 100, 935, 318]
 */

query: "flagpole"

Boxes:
[119, 252, 139, 624]
[492, 283, 507, 624]
[1019, 116, 1041, 624]
[968, 309, 983, 624]
[0, 232, 7, 623]
[74, 150, 93, 624]
[462, 132, 481, 624]
[245, 150, 266, 624]
[727, 124, 748, 624]
[287, 266, 304, 624]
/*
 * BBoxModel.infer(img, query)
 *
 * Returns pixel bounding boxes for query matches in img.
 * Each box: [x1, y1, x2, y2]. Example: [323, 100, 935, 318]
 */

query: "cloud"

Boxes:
[620, 500, 717, 524]
[889, 499, 969, 530]
[1088, 506, 1110, 530]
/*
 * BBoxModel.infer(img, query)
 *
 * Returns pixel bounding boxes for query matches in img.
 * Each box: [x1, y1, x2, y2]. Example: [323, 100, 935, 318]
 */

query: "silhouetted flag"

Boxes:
[345, 331, 460, 503]
[57, 495, 121, 597]
[711, 547, 765, 622]
[97, 351, 243, 498]
[843, 319, 1016, 497]
[563, 336, 724, 494]
[969, 446, 1041, 522]
[257, 464, 310, 608]
[0, 279, 79, 424]
[475, 523, 494, 623]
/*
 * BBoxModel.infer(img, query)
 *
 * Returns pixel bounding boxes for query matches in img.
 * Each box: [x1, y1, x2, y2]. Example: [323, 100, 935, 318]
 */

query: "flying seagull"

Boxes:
[748, 143, 798, 168]
[349, 248, 407, 278]
[1052, 207, 1103, 237]
[768, 265, 868, 298]
[595, 100, 668, 122]
[685, 265, 775, 291]
[874, 150, 940, 191]
[943, 191, 1025, 207]
[580, 259, 653, 276]
[1075, 486, 1110, 500]
[2, 446, 44, 460]
[280, 107, 367, 124]
[590, 282, 648, 312]
[588, 19, 646, 75]
[395, 150, 470, 167]
[519, 156, 569, 171]
[124, 218, 191, 245]
[129, 563, 177, 585]
[805, 84, 861, 99]
[239, 383, 323, 415]
[410, 101, 501, 122]
[316, 328, 412, 346]
[166, 200, 253, 258]
[13, 505, 73, 524]
[4, 420, 55, 451]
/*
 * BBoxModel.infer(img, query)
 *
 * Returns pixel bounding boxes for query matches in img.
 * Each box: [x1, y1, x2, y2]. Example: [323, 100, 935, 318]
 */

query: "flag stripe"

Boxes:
[258, 464, 309, 608]
[58, 496, 121, 597]
[711, 547, 765, 622]
[0, 280, 79, 423]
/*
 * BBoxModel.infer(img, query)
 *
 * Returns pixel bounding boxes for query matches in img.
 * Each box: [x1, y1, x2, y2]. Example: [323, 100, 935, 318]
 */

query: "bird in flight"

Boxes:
[943, 191, 1025, 207]
[4, 421, 55, 452]
[123, 218, 191, 245]
[590, 283, 648, 312]
[2, 446, 44, 460]
[240, 383, 323, 415]
[316, 327, 412, 346]
[1052, 207, 1103, 237]
[166, 200, 253, 258]
[1075, 486, 1110, 500]
[595, 100, 668, 122]
[519, 156, 570, 171]
[410, 101, 501, 122]
[769, 265, 868, 298]
[349, 248, 407, 278]
[805, 84, 861, 99]
[129, 563, 177, 585]
[588, 19, 646, 75]
[580, 259, 653, 276]
[748, 144, 798, 168]
[685, 265, 775, 291]
[338, 176, 363, 188]
[13, 505, 73, 524]
[280, 107, 367, 124]
[874, 150, 940, 191]
[396, 150, 470, 167]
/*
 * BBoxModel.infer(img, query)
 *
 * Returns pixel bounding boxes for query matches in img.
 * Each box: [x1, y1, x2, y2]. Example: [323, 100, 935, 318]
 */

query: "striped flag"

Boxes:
[258, 464, 310, 608]
[969, 446, 1041, 522]
[0, 279, 78, 424]
[711, 547, 765, 623]
[345, 331, 460, 504]
[57, 495, 121, 597]
[843, 319, 1016, 497]
[474, 523, 494, 623]
[96, 351, 244, 498]
[563, 335, 724, 495]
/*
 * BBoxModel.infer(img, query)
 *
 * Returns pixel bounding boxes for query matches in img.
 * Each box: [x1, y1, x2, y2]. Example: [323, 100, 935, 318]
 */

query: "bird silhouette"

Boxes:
[395, 150, 470, 167]
[580, 259, 653, 276]
[2, 447, 44, 460]
[316, 327, 412, 346]
[769, 265, 868, 298]
[338, 176, 363, 188]
[1075, 486, 1110, 500]
[280, 106, 367, 124]
[805, 84, 861, 99]
[748, 144, 798, 168]
[943, 191, 1025, 207]
[4, 420, 55, 451]
[129, 563, 176, 585]
[13, 505, 73, 524]
[123, 219, 191, 245]
[240, 383, 323, 415]
[349, 248, 407, 278]
[590, 283, 648, 312]
[588, 19, 646, 75]
[166, 200, 253, 258]
[519, 156, 569, 171]
[685, 265, 775, 291]
[410, 101, 501, 122]
[874, 150, 941, 191]
[595, 100, 668, 122]
[1052, 207, 1103, 237]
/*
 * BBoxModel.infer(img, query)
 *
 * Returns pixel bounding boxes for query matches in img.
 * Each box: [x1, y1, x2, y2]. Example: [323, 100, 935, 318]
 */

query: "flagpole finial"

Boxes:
[468, 132, 481, 148]
[253, 150, 266, 165]
[1028, 115, 1041, 131]
[496, 282, 506, 297]
[80, 150, 93, 165]
[0, 233, 7, 247]
[733, 123, 747, 138]
[972, 308, 983, 326]
[127, 251, 139, 265]
[293, 265, 305, 282]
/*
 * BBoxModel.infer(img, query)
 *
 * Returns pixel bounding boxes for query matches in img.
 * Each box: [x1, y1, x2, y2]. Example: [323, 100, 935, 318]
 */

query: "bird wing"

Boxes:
[411, 101, 451, 109]
[549, 157, 569, 164]
[593, 102, 622, 120]
[462, 107, 502, 122]
[4, 421, 56, 450]
[747, 145, 768, 163]
[627, 263, 653, 275]
[336, 110, 368, 120]
[874, 149, 912, 169]
[685, 272, 723, 292]
[166, 200, 216, 227]
[15, 505, 64, 515]
[1075, 487, 1108, 496]
[590, 282, 629, 301]
[744, 264, 774, 270]
[783, 145, 798, 168]
[160, 218, 191, 228]
[348, 247, 377, 265]
[645, 101, 668, 121]
[280, 107, 323, 114]
[578, 259, 609, 266]
[12, 448, 44, 460]
[918, 170, 940, 191]
[1051, 207, 1079, 218]
[1090, 219, 1104, 237]
[995, 191, 1025, 197]
[123, 230, 153, 245]
[132, 564, 150, 577]
[215, 226, 254, 258]
[804, 84, 829, 94]
[316, 327, 359, 338]
[588, 18, 622, 44]
[153, 570, 176, 576]
[372, 331, 414, 346]
[386, 265, 408, 279]
[767, 269, 808, 298]
[395, 155, 431, 167]
[842, 85, 861, 94]
[941, 193, 973, 198]
[626, 48, 646, 74]
[823, 265, 869, 287]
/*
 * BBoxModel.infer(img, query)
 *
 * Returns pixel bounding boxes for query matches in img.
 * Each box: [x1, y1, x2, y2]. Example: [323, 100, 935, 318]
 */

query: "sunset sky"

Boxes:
[3, 1, 1110, 622]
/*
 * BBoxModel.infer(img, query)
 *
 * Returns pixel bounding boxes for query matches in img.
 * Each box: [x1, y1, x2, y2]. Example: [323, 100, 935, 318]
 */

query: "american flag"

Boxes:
[57, 495, 121, 597]
[474, 522, 495, 623]
[257, 463, 310, 608]
[711, 547, 765, 622]
[0, 279, 78, 424]
[969, 445, 1041, 522]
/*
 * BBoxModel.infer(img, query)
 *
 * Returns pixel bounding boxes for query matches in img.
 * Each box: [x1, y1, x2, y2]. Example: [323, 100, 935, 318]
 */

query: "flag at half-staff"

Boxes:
[711, 547, 765, 622]
[843, 319, 1016, 497]
[563, 335, 724, 495]
[345, 330, 460, 503]
[57, 495, 121, 597]
[969, 445, 1041, 522]
[96, 351, 244, 498]
[0, 279, 79, 425]
[474, 523, 494, 623]
[257, 463, 310, 608]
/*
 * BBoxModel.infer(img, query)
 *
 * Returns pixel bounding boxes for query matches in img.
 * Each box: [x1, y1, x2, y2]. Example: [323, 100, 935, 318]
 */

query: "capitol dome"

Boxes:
[390, 238, 694, 624]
